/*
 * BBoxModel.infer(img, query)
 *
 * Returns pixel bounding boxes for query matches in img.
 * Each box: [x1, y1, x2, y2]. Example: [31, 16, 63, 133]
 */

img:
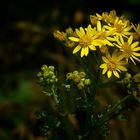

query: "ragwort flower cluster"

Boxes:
[54, 10, 140, 78]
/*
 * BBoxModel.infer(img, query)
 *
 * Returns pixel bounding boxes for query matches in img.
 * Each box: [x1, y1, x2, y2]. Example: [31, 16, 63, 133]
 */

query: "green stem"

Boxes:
[100, 94, 132, 124]
[52, 85, 59, 104]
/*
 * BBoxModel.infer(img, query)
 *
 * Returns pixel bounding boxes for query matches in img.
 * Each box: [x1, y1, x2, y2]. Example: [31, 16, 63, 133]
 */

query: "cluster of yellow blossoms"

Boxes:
[54, 10, 140, 78]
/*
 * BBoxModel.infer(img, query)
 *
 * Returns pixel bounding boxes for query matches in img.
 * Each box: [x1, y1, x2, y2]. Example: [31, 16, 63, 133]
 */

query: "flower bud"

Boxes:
[41, 65, 47, 71]
[84, 79, 91, 86]
[77, 81, 84, 90]
[37, 72, 42, 77]
[80, 72, 86, 78]
[48, 66, 55, 71]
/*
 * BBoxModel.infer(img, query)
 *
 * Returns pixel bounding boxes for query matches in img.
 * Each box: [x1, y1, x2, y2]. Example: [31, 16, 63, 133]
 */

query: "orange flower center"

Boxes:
[108, 60, 117, 70]
[80, 35, 91, 47]
[99, 31, 106, 40]
[115, 24, 123, 33]
[122, 43, 132, 58]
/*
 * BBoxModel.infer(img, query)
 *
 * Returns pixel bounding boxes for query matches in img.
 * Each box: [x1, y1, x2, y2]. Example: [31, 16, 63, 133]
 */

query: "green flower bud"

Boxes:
[125, 73, 132, 79]
[73, 75, 81, 83]
[65, 85, 71, 89]
[81, 78, 85, 82]
[66, 27, 74, 36]
[52, 75, 56, 79]
[48, 71, 54, 77]
[84, 79, 91, 86]
[43, 71, 49, 78]
[41, 65, 48, 71]
[80, 72, 86, 78]
[50, 79, 55, 83]
[66, 73, 73, 79]
[39, 77, 44, 82]
[48, 66, 55, 71]
[55, 78, 58, 82]
[73, 70, 79, 76]
[77, 81, 84, 90]
[37, 72, 42, 77]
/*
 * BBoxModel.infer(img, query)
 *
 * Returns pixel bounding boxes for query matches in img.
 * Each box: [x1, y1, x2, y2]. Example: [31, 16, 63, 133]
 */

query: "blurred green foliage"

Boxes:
[0, 0, 140, 140]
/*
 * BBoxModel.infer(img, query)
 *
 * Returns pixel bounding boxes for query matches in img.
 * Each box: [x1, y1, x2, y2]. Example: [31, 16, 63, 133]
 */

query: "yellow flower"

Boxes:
[96, 10, 117, 24]
[100, 51, 127, 78]
[114, 35, 140, 64]
[69, 25, 103, 57]
[104, 17, 132, 38]
[96, 21, 116, 46]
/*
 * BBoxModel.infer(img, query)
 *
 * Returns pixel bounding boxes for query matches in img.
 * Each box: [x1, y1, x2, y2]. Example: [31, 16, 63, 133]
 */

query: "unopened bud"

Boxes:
[84, 79, 91, 85]
[48, 66, 55, 71]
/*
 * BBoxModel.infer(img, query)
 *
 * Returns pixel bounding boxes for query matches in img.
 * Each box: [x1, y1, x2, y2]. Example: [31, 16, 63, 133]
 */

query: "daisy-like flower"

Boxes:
[104, 17, 132, 38]
[100, 51, 127, 78]
[90, 10, 117, 26]
[96, 10, 117, 24]
[114, 35, 140, 64]
[96, 21, 116, 47]
[69, 25, 103, 57]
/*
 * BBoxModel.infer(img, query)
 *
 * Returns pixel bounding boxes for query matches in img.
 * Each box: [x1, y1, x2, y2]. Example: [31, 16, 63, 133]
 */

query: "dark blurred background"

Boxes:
[0, 0, 140, 140]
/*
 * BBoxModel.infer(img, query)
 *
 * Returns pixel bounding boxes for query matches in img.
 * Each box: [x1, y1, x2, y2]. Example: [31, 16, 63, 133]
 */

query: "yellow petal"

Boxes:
[131, 41, 139, 48]
[132, 55, 140, 62]
[132, 52, 140, 57]
[113, 71, 120, 78]
[133, 47, 140, 51]
[107, 71, 112, 78]
[130, 57, 136, 65]
[123, 32, 132, 36]
[96, 13, 102, 19]
[69, 37, 80, 42]
[118, 66, 127, 71]
[80, 27, 85, 36]
[97, 21, 102, 31]
[106, 29, 116, 36]
[92, 32, 102, 39]
[105, 40, 114, 46]
[102, 56, 108, 63]
[117, 54, 126, 61]
[100, 63, 107, 68]
[76, 29, 83, 37]
[124, 26, 132, 31]
[120, 36, 124, 45]
[89, 45, 96, 50]
[114, 43, 121, 48]
[104, 25, 112, 30]
[73, 45, 81, 54]
[92, 40, 103, 46]
[106, 37, 116, 41]
[102, 67, 107, 74]
[115, 38, 122, 46]
[85, 47, 89, 56]
[128, 36, 133, 45]
[87, 27, 96, 37]
[81, 48, 85, 57]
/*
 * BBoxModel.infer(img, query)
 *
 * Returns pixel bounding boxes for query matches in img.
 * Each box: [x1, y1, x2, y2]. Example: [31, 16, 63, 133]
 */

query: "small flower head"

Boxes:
[96, 21, 116, 47]
[100, 51, 127, 78]
[69, 25, 103, 57]
[114, 35, 140, 64]
[104, 17, 132, 39]
[97, 10, 117, 24]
